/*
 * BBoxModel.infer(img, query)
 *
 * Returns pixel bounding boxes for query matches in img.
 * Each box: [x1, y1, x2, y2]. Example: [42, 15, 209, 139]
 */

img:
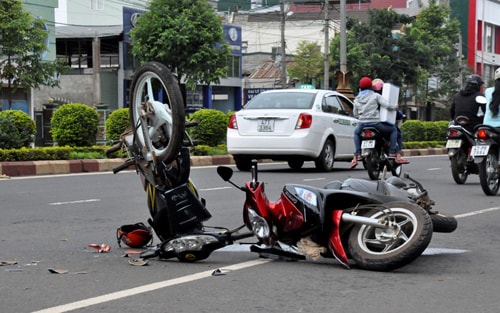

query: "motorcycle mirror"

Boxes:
[217, 166, 233, 181]
[475, 95, 487, 105]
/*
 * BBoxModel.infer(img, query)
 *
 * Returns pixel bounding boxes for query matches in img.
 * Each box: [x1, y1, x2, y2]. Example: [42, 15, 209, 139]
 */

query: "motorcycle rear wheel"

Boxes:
[347, 201, 433, 271]
[478, 148, 499, 196]
[129, 61, 185, 165]
[365, 150, 381, 180]
[450, 149, 468, 184]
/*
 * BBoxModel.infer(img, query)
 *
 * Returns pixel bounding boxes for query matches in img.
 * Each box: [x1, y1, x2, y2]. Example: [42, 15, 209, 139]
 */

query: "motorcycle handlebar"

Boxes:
[105, 141, 122, 156]
[112, 159, 135, 174]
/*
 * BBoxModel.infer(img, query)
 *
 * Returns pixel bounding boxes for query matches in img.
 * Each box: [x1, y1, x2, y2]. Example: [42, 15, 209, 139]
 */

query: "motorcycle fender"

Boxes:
[328, 210, 350, 269]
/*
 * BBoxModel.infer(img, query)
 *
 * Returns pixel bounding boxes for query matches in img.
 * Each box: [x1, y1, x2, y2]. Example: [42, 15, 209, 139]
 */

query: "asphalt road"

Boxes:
[1, 155, 500, 313]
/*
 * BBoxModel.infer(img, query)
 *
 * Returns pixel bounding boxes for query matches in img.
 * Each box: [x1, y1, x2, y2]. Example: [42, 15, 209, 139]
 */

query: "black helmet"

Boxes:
[465, 74, 484, 87]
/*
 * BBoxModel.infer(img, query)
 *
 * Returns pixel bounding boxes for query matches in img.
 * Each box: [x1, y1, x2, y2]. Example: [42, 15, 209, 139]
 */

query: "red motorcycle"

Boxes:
[216, 160, 456, 271]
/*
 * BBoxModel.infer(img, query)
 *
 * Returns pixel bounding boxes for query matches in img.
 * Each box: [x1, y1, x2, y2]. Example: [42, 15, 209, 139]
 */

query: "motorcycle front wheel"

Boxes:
[478, 148, 499, 196]
[129, 61, 185, 165]
[450, 149, 468, 184]
[347, 201, 433, 271]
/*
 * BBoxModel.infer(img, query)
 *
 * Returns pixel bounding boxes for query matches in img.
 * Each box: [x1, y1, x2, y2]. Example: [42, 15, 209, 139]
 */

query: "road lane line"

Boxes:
[31, 258, 271, 313]
[454, 206, 500, 219]
[49, 199, 101, 205]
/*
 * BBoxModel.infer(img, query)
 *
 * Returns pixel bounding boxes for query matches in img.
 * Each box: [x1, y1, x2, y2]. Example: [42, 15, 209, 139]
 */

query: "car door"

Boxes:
[321, 93, 358, 156]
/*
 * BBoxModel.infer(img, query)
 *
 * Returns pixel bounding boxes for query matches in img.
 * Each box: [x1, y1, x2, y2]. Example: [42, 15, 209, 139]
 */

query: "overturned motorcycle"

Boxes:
[109, 61, 457, 272]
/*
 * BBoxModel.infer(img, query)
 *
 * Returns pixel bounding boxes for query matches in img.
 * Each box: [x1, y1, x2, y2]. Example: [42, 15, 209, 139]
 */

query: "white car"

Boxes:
[227, 89, 359, 171]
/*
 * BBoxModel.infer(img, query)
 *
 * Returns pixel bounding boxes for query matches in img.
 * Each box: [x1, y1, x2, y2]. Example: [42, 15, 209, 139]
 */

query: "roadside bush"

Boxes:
[105, 108, 130, 141]
[51, 103, 99, 147]
[400, 120, 425, 142]
[187, 109, 229, 146]
[0, 110, 36, 148]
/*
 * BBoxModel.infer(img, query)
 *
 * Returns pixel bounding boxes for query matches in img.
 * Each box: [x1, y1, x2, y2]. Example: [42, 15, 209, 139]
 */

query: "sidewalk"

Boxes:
[0, 148, 447, 178]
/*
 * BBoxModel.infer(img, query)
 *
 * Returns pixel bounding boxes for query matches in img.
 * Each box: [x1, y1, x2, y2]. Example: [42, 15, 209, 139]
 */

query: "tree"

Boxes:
[330, 2, 460, 106]
[129, 0, 232, 91]
[287, 41, 324, 87]
[0, 0, 68, 109]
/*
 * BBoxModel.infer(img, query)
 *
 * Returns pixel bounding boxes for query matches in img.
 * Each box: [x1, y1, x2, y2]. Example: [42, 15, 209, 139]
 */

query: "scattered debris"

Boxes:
[88, 243, 111, 253]
[5, 268, 22, 272]
[122, 250, 142, 258]
[128, 258, 148, 266]
[211, 268, 227, 276]
[0, 260, 18, 266]
[0, 174, 10, 179]
[48, 268, 69, 274]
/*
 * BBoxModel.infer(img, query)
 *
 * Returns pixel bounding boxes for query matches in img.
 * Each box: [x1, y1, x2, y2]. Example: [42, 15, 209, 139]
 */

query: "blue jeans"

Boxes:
[354, 122, 399, 156]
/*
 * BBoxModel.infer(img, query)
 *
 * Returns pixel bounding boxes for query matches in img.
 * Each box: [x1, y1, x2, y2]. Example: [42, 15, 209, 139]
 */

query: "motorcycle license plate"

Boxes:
[445, 139, 462, 149]
[361, 140, 375, 149]
[471, 145, 490, 157]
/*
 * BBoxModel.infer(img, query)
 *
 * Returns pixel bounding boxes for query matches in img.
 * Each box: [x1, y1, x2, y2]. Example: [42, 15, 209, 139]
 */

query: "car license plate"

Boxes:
[361, 140, 375, 149]
[258, 119, 274, 132]
[445, 139, 462, 149]
[471, 145, 490, 157]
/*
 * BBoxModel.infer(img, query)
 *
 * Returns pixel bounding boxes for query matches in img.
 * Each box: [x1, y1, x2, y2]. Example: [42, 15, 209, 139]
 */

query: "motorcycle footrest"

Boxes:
[250, 245, 306, 260]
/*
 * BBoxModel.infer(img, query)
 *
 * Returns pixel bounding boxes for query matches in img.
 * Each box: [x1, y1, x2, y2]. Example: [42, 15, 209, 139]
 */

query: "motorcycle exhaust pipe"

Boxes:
[342, 213, 389, 228]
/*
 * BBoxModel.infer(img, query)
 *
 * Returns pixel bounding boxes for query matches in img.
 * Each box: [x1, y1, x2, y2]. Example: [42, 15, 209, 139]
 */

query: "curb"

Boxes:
[0, 149, 446, 178]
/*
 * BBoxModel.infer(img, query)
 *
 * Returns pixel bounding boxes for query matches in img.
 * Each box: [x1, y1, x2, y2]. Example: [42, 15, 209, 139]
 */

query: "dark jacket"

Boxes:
[450, 90, 485, 132]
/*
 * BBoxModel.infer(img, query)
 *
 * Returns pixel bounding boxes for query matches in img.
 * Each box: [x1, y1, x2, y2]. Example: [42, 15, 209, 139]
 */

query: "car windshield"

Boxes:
[244, 92, 315, 110]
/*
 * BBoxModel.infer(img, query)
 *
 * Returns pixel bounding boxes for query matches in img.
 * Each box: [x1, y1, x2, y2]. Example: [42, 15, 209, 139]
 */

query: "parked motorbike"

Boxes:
[360, 126, 403, 180]
[217, 161, 456, 271]
[446, 116, 479, 184]
[108, 61, 457, 271]
[471, 125, 500, 195]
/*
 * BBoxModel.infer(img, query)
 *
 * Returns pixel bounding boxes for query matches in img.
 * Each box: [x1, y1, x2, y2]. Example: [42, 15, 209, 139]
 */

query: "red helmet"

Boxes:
[116, 223, 153, 248]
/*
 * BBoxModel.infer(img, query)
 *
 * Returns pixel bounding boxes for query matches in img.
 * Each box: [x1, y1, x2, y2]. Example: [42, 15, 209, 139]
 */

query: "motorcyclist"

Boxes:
[372, 79, 407, 161]
[350, 77, 404, 168]
[450, 74, 486, 132]
[484, 67, 500, 128]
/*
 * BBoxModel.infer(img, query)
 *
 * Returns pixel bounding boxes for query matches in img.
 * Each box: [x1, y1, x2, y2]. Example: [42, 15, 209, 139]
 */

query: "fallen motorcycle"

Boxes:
[446, 116, 479, 184]
[217, 161, 456, 271]
[108, 61, 457, 271]
[471, 125, 500, 195]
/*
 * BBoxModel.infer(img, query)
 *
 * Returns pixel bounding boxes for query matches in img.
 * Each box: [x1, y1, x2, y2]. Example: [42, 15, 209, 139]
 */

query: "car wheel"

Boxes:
[234, 156, 252, 171]
[314, 139, 335, 172]
[288, 159, 304, 170]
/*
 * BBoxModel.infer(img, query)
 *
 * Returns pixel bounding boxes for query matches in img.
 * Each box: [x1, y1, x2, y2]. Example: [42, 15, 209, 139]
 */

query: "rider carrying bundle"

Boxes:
[350, 77, 407, 168]
[450, 74, 486, 132]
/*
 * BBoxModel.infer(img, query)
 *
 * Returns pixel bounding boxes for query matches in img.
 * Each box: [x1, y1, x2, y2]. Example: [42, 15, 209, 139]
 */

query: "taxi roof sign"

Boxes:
[298, 84, 315, 90]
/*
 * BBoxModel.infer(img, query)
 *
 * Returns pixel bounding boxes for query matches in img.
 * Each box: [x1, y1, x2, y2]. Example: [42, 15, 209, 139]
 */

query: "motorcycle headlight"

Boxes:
[164, 235, 219, 253]
[294, 187, 317, 207]
[247, 208, 270, 240]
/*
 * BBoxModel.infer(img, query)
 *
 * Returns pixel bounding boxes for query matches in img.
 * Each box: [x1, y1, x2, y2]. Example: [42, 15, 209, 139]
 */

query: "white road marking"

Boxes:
[49, 199, 101, 205]
[303, 178, 325, 182]
[31, 258, 271, 313]
[454, 206, 500, 218]
[427, 168, 441, 171]
[199, 186, 232, 191]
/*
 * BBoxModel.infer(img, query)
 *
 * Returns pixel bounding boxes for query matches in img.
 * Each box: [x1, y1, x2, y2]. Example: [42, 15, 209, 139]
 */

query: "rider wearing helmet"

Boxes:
[484, 67, 500, 128]
[450, 74, 486, 132]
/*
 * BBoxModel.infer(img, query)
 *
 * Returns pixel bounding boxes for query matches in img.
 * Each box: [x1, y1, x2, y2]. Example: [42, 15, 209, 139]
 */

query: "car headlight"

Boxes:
[164, 235, 219, 252]
[247, 208, 270, 240]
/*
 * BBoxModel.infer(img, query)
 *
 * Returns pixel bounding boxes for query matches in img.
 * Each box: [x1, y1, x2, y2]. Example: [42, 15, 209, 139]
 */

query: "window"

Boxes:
[484, 23, 494, 53]
[91, 0, 103, 10]
[322, 95, 343, 114]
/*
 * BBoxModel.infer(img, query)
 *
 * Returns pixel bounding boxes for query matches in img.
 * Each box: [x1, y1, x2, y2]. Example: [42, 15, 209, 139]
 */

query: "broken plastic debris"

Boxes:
[88, 243, 111, 253]
[211, 268, 226, 276]
[0, 260, 18, 266]
[48, 268, 69, 274]
[128, 258, 148, 266]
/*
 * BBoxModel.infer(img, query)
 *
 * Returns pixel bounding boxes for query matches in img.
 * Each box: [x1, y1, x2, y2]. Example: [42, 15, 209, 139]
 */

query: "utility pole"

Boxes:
[323, 0, 329, 89]
[280, 0, 287, 88]
[335, 0, 353, 100]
